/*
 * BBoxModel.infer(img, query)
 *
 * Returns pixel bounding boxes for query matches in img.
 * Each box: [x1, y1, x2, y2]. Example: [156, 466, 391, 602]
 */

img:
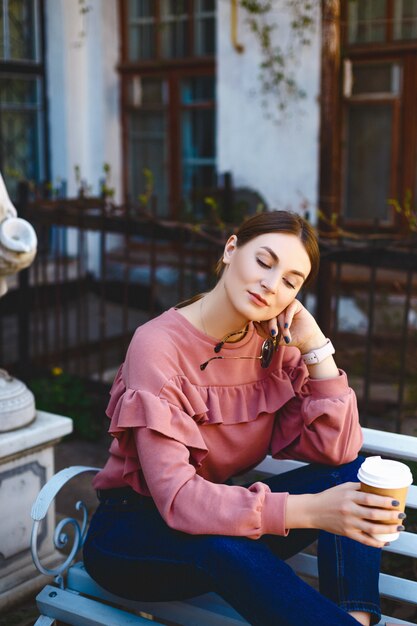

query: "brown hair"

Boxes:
[176, 210, 319, 309]
[216, 210, 319, 286]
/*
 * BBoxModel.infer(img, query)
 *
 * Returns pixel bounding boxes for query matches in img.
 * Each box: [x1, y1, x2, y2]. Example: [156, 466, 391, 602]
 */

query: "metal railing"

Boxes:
[1, 194, 416, 433]
[318, 238, 417, 432]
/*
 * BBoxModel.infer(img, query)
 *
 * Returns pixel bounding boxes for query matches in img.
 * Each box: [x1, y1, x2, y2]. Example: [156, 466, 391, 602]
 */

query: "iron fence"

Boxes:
[1, 194, 416, 434]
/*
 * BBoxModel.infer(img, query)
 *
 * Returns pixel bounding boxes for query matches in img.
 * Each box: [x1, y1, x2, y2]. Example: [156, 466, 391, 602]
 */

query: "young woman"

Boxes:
[84, 210, 403, 626]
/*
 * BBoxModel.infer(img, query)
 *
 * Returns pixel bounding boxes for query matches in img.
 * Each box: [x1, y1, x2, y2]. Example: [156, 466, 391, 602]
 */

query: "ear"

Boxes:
[222, 235, 238, 266]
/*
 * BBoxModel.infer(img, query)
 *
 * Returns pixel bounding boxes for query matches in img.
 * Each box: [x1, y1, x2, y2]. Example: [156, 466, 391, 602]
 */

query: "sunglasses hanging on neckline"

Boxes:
[200, 331, 279, 371]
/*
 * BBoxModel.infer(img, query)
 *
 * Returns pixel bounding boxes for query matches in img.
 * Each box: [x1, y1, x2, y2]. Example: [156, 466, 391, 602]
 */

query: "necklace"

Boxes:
[200, 297, 209, 336]
[200, 296, 248, 343]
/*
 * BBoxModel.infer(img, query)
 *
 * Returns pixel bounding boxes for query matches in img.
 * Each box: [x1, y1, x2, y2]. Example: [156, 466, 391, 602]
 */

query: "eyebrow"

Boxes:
[259, 246, 306, 281]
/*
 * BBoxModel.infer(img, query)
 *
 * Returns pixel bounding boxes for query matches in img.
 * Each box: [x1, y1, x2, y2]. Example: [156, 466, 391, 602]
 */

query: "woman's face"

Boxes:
[221, 232, 312, 322]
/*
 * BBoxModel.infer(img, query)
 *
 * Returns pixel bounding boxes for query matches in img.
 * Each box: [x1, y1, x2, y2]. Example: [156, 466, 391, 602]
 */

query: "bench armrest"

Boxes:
[362, 428, 417, 462]
[31, 465, 101, 580]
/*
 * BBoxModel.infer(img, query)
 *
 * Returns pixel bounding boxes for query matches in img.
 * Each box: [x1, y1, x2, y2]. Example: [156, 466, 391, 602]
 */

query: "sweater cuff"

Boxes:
[261, 491, 289, 536]
[307, 369, 350, 397]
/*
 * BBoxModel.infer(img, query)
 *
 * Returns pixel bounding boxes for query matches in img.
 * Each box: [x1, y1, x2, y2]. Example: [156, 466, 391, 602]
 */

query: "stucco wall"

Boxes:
[44, 1, 320, 217]
[45, 0, 121, 201]
[217, 0, 321, 218]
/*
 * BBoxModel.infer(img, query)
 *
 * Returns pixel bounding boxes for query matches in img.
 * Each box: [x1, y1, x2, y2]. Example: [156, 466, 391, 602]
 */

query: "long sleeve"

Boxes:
[93, 310, 362, 540]
[270, 350, 362, 465]
[133, 426, 288, 538]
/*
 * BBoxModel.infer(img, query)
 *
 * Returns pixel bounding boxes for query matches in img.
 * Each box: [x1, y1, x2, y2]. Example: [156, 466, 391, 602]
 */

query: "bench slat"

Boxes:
[362, 428, 417, 462]
[36, 585, 163, 626]
[379, 616, 417, 626]
[383, 530, 417, 558]
[64, 561, 417, 626]
[67, 564, 248, 626]
[288, 553, 417, 605]
[405, 484, 417, 509]
[34, 617, 55, 626]
[254, 457, 305, 474]
[379, 571, 417, 603]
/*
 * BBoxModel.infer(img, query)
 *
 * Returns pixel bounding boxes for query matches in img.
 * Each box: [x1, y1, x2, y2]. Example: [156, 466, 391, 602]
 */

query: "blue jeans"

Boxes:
[83, 456, 381, 626]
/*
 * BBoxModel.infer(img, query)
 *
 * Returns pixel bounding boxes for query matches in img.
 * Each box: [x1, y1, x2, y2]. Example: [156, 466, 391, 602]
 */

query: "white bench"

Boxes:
[30, 427, 417, 626]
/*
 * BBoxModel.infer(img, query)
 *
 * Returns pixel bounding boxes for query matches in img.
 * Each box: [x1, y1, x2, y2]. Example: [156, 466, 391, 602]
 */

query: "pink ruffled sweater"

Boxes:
[93, 308, 362, 539]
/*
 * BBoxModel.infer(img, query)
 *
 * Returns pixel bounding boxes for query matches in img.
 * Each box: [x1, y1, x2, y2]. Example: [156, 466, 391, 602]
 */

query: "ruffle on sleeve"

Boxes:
[104, 365, 297, 491]
[162, 370, 296, 426]
[105, 368, 210, 489]
[107, 375, 207, 449]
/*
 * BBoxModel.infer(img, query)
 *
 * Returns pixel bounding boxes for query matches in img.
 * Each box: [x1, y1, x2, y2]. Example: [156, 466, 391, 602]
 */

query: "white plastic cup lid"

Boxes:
[357, 456, 413, 489]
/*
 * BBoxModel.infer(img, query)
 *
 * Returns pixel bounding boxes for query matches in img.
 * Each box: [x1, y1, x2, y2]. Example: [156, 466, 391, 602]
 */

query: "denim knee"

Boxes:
[332, 455, 365, 484]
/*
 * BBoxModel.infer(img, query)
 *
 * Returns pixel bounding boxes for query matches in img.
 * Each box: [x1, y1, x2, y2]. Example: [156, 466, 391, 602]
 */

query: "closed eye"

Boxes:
[284, 278, 296, 289]
[256, 258, 271, 269]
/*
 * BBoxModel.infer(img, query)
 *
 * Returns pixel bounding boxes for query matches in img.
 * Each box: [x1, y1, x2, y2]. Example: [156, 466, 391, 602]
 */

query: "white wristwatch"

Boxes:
[301, 339, 335, 365]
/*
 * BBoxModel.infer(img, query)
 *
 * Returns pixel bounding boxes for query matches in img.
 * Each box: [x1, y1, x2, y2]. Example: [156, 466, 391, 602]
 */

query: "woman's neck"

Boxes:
[197, 285, 249, 341]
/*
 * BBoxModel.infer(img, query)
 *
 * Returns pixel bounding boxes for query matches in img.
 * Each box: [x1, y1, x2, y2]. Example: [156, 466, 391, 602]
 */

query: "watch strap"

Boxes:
[301, 339, 335, 365]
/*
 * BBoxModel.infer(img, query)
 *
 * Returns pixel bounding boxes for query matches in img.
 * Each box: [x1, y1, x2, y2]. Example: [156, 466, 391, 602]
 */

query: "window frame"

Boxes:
[341, 0, 417, 51]
[0, 0, 49, 196]
[326, 1, 417, 233]
[119, 0, 215, 218]
[341, 54, 403, 230]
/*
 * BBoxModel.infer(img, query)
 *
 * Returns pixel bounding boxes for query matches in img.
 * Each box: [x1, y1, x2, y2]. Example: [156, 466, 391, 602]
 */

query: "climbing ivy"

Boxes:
[240, 0, 316, 120]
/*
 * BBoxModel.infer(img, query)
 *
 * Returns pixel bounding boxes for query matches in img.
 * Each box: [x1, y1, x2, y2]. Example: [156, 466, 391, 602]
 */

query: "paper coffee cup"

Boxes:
[357, 456, 413, 542]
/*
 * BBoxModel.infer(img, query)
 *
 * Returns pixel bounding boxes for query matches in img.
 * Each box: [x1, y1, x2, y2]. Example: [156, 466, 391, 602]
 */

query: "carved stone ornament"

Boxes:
[0, 173, 37, 297]
[0, 369, 36, 432]
[0, 172, 38, 430]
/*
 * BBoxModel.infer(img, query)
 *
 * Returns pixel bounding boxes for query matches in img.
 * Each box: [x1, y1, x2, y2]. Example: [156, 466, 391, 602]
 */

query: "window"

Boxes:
[337, 1, 417, 230]
[0, 0, 47, 199]
[126, 76, 169, 215]
[120, 0, 216, 218]
[342, 60, 401, 224]
[181, 75, 216, 216]
[346, 0, 417, 44]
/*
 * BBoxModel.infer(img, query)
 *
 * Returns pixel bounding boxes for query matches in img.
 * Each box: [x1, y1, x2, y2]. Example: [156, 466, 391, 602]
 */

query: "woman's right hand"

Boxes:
[286, 482, 404, 547]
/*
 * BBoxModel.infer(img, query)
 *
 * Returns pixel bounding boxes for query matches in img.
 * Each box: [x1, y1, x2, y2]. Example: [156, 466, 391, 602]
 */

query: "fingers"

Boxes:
[349, 530, 388, 549]
[349, 483, 407, 524]
[266, 319, 279, 339]
[358, 505, 406, 523]
[346, 483, 407, 544]
[277, 302, 300, 343]
[360, 519, 404, 537]
[256, 301, 305, 344]
[321, 482, 407, 547]
[255, 319, 286, 343]
[253, 321, 271, 340]
[276, 314, 291, 344]
[354, 489, 404, 513]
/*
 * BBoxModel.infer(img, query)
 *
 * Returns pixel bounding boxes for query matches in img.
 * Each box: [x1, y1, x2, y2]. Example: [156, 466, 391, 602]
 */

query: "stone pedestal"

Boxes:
[0, 410, 73, 612]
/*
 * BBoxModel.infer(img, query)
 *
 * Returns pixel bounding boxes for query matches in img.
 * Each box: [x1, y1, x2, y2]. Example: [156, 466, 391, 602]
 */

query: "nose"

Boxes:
[260, 278, 277, 294]
[261, 269, 281, 295]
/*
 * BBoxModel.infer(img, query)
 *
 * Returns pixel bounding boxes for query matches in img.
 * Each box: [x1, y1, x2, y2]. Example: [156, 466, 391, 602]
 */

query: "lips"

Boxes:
[248, 291, 268, 306]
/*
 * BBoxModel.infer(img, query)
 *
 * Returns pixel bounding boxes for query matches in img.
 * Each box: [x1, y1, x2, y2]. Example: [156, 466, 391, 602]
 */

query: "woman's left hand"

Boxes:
[253, 300, 326, 354]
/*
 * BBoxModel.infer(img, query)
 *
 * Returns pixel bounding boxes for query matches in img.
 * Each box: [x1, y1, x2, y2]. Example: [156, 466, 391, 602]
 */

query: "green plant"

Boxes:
[101, 162, 115, 199]
[240, 0, 315, 121]
[138, 168, 155, 209]
[74, 0, 92, 48]
[28, 367, 100, 441]
[388, 189, 417, 233]
[204, 196, 226, 231]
